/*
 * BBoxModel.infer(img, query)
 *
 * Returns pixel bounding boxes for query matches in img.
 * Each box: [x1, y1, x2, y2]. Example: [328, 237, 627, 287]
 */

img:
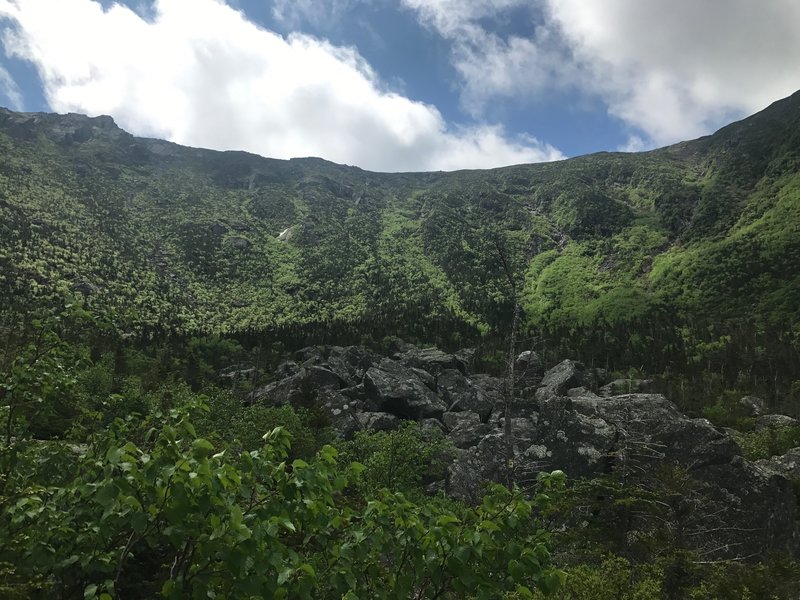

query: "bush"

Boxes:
[1, 399, 565, 599]
[338, 421, 456, 497]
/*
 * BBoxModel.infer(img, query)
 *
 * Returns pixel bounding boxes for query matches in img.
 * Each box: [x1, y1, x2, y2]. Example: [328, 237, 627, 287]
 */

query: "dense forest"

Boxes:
[1, 91, 799, 598]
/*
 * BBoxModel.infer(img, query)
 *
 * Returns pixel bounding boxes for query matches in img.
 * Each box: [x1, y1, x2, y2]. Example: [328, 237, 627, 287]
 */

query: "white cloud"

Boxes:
[0, 63, 23, 109]
[0, 0, 562, 171]
[403, 0, 800, 147]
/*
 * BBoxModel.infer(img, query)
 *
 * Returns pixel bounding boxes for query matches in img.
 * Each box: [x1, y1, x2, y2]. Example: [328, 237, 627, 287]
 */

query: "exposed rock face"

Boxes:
[364, 359, 448, 420]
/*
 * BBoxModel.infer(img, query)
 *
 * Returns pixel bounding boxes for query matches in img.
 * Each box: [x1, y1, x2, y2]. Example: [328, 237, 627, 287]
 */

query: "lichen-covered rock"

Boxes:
[317, 389, 361, 439]
[739, 395, 767, 417]
[755, 447, 800, 480]
[754, 414, 799, 431]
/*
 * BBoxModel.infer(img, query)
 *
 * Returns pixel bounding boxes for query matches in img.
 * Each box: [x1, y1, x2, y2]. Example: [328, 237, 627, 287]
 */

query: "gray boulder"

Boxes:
[317, 389, 361, 439]
[515, 350, 543, 378]
[398, 346, 463, 375]
[251, 365, 341, 406]
[447, 434, 510, 503]
[739, 395, 767, 417]
[437, 369, 494, 420]
[442, 411, 480, 431]
[448, 421, 496, 450]
[356, 412, 401, 432]
[535, 360, 591, 402]
[756, 447, 800, 480]
[754, 414, 799, 431]
[364, 359, 448, 420]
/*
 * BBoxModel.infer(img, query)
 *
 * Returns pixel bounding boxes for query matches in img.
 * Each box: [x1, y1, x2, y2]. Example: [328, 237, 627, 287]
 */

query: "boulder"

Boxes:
[294, 346, 324, 364]
[756, 447, 800, 480]
[356, 412, 401, 432]
[448, 421, 495, 449]
[364, 359, 448, 420]
[739, 395, 767, 417]
[410, 367, 437, 392]
[437, 369, 493, 420]
[447, 434, 509, 504]
[398, 347, 463, 375]
[454, 348, 477, 374]
[530, 392, 799, 559]
[468, 374, 503, 421]
[420, 418, 447, 434]
[251, 366, 341, 406]
[274, 360, 299, 380]
[327, 345, 381, 384]
[317, 389, 361, 439]
[535, 360, 591, 402]
[754, 414, 799, 431]
[515, 350, 543, 378]
[442, 411, 480, 430]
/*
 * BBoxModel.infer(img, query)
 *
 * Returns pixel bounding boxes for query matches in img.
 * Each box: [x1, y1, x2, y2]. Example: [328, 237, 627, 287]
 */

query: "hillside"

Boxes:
[2, 92, 800, 599]
[1, 91, 799, 390]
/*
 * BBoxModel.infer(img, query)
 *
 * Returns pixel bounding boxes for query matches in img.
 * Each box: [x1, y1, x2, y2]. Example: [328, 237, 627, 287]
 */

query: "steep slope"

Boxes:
[0, 91, 798, 380]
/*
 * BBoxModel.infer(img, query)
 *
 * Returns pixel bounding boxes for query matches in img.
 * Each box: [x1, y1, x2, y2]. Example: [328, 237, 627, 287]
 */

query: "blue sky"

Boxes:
[1, 0, 800, 171]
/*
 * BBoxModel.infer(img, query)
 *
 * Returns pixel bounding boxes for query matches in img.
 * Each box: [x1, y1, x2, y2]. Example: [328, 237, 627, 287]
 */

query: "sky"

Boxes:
[1, 0, 800, 172]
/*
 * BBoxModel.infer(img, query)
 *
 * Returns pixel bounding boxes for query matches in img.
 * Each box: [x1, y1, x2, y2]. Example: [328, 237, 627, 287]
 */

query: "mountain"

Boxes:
[1, 91, 799, 387]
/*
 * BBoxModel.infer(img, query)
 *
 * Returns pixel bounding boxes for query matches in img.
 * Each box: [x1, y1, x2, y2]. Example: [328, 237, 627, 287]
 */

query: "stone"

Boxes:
[251, 365, 341, 406]
[515, 350, 543, 378]
[356, 412, 401, 432]
[442, 411, 480, 431]
[756, 447, 800, 480]
[448, 421, 495, 449]
[739, 395, 767, 417]
[364, 359, 448, 420]
[437, 369, 493, 420]
[754, 414, 799, 431]
[535, 360, 591, 402]
[398, 346, 463, 375]
[317, 389, 361, 439]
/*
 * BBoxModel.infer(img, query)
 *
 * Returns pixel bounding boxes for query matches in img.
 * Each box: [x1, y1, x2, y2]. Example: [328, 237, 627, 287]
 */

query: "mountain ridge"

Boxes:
[1, 90, 799, 394]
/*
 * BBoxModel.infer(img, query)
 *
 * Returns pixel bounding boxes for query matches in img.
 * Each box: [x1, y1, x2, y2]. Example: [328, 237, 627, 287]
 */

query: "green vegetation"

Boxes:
[1, 91, 800, 597]
[2, 93, 800, 398]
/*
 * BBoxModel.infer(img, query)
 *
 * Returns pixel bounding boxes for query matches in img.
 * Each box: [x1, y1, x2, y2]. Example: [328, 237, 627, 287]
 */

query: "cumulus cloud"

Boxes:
[0, 0, 562, 171]
[547, 0, 800, 146]
[403, 0, 800, 148]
